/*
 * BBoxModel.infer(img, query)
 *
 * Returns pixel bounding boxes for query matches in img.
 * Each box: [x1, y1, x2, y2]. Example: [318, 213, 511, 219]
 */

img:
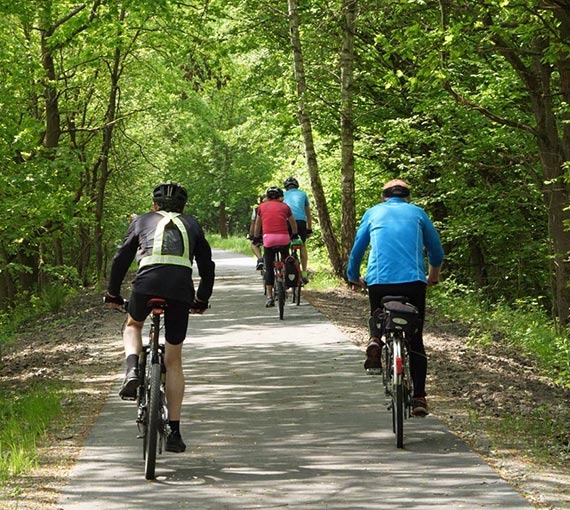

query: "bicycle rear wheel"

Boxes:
[137, 349, 149, 456]
[293, 282, 301, 305]
[145, 363, 161, 480]
[392, 339, 405, 448]
[276, 280, 286, 320]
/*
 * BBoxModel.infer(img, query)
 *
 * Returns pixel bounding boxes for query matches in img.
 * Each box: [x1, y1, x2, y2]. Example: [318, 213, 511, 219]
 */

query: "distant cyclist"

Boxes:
[105, 182, 215, 452]
[247, 194, 266, 270]
[253, 186, 299, 307]
[346, 179, 443, 417]
[283, 176, 312, 284]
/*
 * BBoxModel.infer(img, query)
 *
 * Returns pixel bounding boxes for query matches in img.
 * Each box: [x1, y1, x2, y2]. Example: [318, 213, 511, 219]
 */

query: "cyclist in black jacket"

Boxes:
[105, 182, 215, 453]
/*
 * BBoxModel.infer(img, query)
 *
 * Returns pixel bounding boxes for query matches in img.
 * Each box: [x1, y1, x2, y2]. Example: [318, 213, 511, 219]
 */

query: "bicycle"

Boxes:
[271, 247, 288, 320]
[103, 295, 167, 479]
[288, 242, 303, 306]
[136, 297, 169, 480]
[270, 240, 303, 319]
[373, 296, 420, 449]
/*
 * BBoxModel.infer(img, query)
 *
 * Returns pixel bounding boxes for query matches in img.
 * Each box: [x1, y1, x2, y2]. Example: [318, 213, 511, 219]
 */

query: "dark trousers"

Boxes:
[263, 245, 289, 287]
[368, 281, 428, 398]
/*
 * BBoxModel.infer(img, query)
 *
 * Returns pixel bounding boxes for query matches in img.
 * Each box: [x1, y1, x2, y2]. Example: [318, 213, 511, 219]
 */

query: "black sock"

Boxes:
[169, 420, 180, 434]
[126, 354, 139, 372]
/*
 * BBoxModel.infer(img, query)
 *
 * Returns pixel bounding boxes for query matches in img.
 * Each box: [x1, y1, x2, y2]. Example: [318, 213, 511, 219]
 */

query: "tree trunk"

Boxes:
[287, 0, 343, 277]
[339, 0, 357, 269]
[521, 34, 570, 325]
[39, 27, 61, 150]
[219, 201, 228, 239]
[78, 225, 92, 286]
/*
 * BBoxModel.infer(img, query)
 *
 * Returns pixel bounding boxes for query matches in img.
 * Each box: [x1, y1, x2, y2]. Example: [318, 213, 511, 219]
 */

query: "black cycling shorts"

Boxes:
[288, 220, 308, 242]
[128, 292, 190, 345]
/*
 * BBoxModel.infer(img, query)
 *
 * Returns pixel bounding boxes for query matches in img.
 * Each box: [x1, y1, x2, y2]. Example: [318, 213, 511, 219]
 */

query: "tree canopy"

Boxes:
[0, 0, 568, 325]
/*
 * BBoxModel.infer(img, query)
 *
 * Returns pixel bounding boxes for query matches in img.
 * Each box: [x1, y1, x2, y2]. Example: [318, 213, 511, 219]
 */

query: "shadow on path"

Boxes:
[60, 249, 533, 510]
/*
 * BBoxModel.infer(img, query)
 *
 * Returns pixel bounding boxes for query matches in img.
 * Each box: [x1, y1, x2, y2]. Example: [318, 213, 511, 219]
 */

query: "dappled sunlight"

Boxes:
[59, 249, 533, 510]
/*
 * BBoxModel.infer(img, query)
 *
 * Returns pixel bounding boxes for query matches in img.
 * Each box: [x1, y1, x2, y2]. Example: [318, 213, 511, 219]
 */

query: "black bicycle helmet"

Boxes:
[266, 186, 284, 199]
[152, 182, 188, 211]
[284, 176, 299, 190]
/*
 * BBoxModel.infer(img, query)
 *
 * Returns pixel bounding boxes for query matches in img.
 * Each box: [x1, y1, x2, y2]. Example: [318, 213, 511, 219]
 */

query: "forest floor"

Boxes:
[0, 285, 570, 509]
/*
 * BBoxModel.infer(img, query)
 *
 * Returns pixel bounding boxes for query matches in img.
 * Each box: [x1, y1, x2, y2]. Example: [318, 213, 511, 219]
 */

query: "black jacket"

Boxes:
[108, 211, 215, 303]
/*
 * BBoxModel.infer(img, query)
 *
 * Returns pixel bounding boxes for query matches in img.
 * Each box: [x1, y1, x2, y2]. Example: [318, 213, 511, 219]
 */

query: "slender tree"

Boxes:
[339, 0, 357, 265]
[287, 0, 343, 276]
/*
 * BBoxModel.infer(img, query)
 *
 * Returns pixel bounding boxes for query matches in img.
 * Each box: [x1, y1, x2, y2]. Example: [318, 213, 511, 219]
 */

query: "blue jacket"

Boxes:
[283, 188, 309, 221]
[346, 198, 444, 285]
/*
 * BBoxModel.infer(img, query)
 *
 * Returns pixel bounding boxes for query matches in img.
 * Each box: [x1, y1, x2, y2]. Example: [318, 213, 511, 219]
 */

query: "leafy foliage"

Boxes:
[0, 0, 567, 325]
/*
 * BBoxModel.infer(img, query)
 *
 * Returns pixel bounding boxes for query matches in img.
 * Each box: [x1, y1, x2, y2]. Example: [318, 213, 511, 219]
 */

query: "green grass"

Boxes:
[0, 383, 64, 483]
[0, 292, 73, 487]
[207, 233, 252, 256]
[495, 403, 570, 461]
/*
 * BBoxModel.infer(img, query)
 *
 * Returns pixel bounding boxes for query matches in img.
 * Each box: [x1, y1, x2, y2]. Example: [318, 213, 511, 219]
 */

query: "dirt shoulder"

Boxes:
[0, 289, 125, 510]
[1, 285, 569, 509]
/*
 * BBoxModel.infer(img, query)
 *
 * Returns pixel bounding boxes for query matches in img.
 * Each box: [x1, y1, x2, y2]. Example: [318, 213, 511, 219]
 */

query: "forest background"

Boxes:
[1, 0, 570, 385]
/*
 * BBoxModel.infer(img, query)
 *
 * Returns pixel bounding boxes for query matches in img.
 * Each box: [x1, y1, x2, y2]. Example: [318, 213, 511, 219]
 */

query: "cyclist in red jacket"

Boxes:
[253, 186, 299, 307]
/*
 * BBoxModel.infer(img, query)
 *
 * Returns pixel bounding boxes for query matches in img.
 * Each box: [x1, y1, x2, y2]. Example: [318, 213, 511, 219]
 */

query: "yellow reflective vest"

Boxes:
[139, 211, 192, 269]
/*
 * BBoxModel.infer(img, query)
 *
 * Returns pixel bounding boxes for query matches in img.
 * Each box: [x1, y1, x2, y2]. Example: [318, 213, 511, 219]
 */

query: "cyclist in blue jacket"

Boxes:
[347, 179, 444, 417]
[283, 177, 312, 284]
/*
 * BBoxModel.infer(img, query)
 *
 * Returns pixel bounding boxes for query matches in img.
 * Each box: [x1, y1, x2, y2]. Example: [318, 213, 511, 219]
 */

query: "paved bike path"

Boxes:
[60, 249, 533, 509]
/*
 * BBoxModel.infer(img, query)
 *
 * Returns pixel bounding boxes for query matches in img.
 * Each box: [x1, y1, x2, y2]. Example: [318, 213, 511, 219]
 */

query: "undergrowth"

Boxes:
[428, 278, 570, 388]
[0, 287, 75, 349]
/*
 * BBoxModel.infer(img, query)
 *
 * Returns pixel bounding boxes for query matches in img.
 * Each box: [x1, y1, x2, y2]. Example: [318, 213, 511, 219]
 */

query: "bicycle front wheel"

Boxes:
[145, 363, 161, 480]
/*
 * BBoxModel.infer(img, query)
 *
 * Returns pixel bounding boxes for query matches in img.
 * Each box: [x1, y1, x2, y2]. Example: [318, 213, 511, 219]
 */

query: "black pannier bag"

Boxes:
[284, 255, 300, 288]
[383, 300, 420, 335]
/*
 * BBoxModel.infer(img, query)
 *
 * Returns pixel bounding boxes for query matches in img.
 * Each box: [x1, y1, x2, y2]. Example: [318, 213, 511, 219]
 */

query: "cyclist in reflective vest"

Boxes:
[105, 182, 215, 453]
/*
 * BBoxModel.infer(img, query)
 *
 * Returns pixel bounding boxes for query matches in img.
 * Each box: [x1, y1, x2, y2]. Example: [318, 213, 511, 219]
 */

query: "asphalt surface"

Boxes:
[59, 249, 534, 509]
